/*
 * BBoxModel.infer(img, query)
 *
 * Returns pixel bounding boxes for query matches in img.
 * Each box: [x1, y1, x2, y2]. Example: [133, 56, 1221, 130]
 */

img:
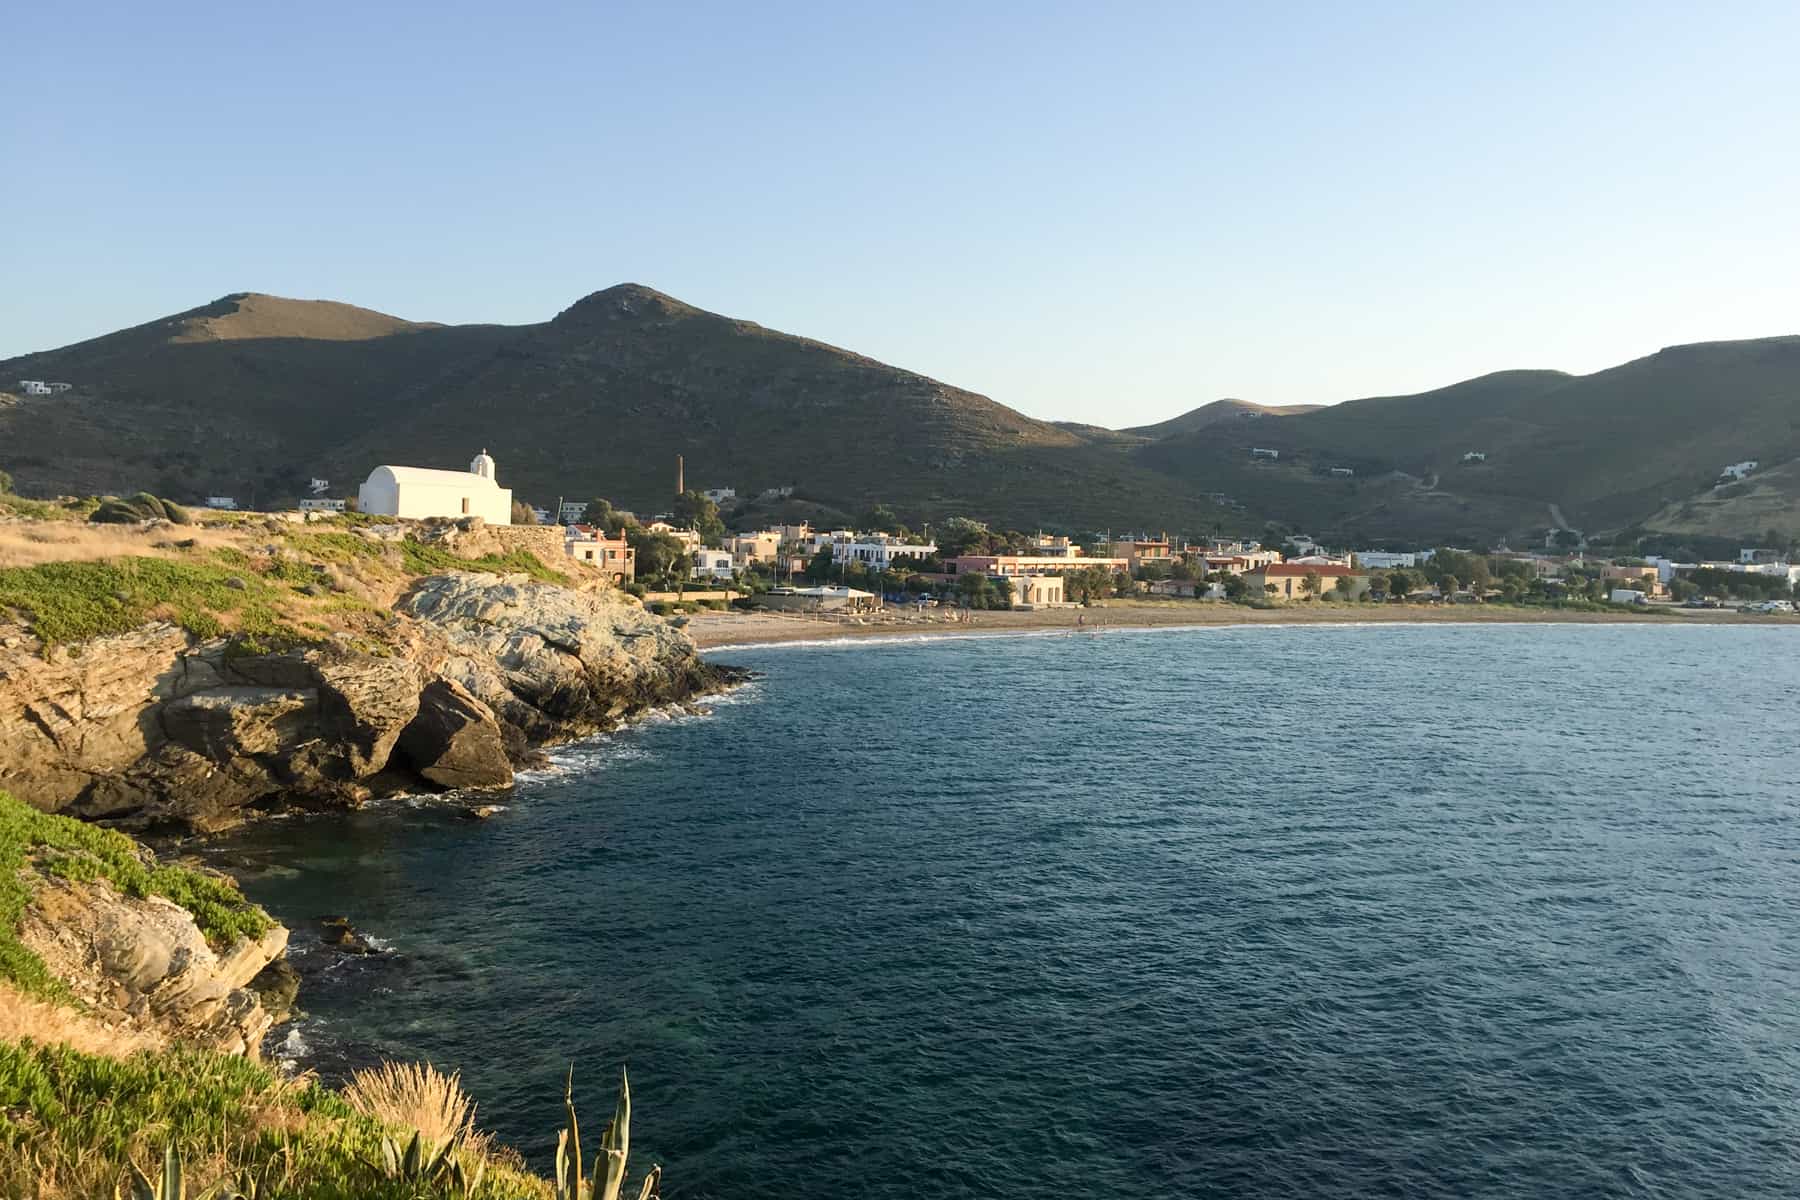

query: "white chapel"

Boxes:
[357, 449, 513, 524]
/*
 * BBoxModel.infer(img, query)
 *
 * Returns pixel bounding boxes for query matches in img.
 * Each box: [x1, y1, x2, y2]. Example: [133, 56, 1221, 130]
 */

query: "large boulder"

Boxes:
[305, 648, 422, 777]
[396, 678, 513, 790]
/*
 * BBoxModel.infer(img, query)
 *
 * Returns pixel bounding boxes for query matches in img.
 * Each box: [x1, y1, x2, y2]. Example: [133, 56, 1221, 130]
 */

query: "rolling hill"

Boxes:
[4, 287, 1798, 545]
[0, 287, 1240, 532]
[1122, 399, 1325, 440]
[1132, 345, 1800, 545]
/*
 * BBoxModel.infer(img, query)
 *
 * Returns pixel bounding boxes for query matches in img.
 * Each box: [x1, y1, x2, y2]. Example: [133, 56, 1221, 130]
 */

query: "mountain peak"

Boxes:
[552, 283, 700, 326]
[169, 293, 428, 343]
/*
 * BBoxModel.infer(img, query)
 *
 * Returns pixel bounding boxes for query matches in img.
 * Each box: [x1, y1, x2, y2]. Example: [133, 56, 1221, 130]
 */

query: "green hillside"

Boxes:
[1134, 346, 1800, 544]
[0, 287, 1239, 532]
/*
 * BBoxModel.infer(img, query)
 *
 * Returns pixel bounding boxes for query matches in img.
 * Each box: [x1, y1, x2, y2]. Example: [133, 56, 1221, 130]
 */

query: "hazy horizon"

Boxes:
[6, 1, 1798, 426]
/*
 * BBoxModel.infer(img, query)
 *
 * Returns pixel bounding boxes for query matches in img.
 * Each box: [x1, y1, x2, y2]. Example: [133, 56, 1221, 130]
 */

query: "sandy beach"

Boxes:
[683, 600, 1785, 649]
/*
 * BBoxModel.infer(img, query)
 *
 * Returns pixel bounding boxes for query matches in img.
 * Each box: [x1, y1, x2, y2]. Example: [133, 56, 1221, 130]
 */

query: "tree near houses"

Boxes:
[935, 516, 992, 558]
[1334, 575, 1356, 600]
[957, 572, 994, 608]
[857, 503, 908, 536]
[671, 490, 725, 545]
[628, 526, 691, 587]
[1388, 570, 1415, 599]
[1440, 573, 1460, 597]
[1301, 571, 1322, 600]
[581, 497, 633, 534]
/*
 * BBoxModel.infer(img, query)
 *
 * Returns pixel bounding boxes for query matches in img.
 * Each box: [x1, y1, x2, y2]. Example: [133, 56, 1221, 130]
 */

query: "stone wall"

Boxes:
[486, 523, 569, 565]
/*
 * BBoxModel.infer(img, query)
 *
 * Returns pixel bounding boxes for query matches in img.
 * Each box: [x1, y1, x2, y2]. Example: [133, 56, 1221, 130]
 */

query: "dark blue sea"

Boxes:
[217, 623, 1800, 1198]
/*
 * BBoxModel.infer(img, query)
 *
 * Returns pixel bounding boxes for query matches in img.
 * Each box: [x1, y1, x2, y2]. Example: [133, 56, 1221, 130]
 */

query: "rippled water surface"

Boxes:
[220, 624, 1800, 1198]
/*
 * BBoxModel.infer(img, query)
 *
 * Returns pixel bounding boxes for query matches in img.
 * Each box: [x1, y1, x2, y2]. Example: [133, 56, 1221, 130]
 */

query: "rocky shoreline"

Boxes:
[2, 562, 739, 1064]
[2, 570, 736, 834]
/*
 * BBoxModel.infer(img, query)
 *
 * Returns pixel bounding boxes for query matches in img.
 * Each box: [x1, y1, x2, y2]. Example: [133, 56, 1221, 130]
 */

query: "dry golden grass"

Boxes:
[343, 1060, 490, 1156]
[0, 982, 164, 1057]
[0, 520, 247, 569]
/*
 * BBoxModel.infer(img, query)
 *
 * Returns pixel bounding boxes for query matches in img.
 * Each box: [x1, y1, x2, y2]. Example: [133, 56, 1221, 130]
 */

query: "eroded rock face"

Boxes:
[309, 649, 422, 778]
[0, 572, 722, 831]
[19, 875, 290, 1057]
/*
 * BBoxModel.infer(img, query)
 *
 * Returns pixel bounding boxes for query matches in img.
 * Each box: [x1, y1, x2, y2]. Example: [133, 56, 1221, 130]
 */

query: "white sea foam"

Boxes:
[518, 680, 762, 781]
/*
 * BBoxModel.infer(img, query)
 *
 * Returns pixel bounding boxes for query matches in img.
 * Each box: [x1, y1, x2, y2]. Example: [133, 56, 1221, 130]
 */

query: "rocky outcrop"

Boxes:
[397, 678, 513, 790]
[309, 651, 422, 777]
[401, 572, 718, 743]
[19, 875, 290, 1057]
[0, 572, 726, 831]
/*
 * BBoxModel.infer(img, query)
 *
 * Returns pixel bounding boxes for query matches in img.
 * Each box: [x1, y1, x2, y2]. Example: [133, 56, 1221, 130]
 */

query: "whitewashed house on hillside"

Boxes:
[357, 449, 512, 524]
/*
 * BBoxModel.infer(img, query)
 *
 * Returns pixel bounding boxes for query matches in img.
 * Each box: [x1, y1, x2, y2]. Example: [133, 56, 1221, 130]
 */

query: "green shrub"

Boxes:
[399, 539, 568, 584]
[90, 493, 192, 526]
[0, 556, 305, 646]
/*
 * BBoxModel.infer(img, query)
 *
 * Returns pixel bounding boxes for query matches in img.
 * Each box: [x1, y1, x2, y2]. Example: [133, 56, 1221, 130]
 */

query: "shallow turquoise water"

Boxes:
[220, 624, 1800, 1198]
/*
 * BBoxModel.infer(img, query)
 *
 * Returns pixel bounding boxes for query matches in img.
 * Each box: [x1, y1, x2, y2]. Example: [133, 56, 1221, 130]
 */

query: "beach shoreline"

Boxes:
[684, 600, 1789, 649]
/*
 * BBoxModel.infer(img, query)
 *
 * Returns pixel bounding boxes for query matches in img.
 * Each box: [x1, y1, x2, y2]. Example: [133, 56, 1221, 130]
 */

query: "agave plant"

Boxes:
[119, 1145, 202, 1200]
[555, 1068, 658, 1200]
[441, 1151, 487, 1198]
[369, 1127, 470, 1189]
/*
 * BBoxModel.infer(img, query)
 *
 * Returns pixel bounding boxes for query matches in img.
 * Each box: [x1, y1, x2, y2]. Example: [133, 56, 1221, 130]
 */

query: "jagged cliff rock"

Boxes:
[19, 875, 290, 1056]
[399, 572, 717, 742]
[0, 571, 725, 831]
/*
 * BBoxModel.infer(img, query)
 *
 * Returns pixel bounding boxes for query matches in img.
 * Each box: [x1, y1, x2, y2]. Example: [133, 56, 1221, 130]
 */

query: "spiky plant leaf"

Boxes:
[562, 1065, 583, 1198]
[596, 1067, 631, 1200]
[636, 1164, 663, 1200]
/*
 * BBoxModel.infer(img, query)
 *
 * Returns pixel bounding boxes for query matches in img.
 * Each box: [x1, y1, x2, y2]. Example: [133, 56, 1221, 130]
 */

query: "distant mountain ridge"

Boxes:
[3, 288, 1797, 543]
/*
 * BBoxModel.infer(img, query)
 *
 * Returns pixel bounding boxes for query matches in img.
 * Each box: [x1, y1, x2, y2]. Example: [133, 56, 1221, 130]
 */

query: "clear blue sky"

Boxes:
[5, 0, 1797, 427]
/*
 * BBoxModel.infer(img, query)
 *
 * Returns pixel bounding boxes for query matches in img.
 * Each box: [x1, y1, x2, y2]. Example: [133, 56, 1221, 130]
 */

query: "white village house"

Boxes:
[357, 449, 512, 524]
